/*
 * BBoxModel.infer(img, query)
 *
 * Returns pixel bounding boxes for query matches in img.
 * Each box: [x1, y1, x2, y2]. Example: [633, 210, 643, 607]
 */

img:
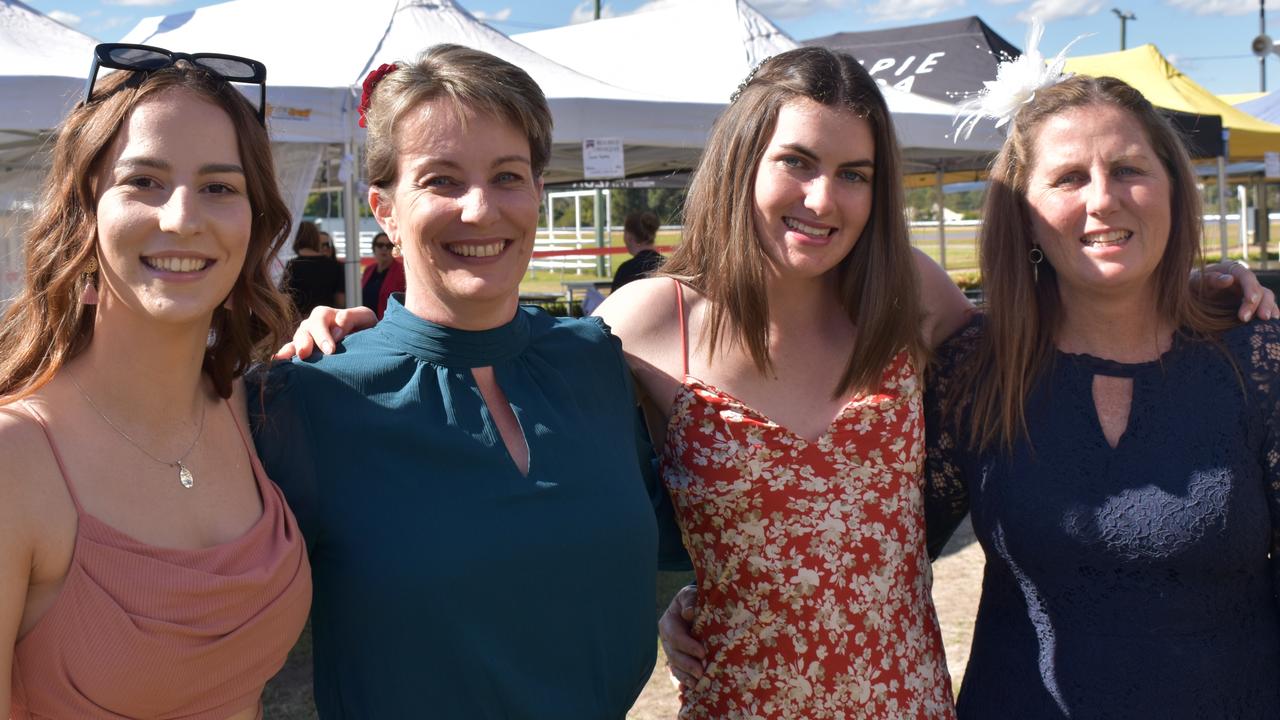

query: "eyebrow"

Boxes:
[116, 157, 245, 175]
[409, 155, 532, 173]
[778, 143, 874, 171]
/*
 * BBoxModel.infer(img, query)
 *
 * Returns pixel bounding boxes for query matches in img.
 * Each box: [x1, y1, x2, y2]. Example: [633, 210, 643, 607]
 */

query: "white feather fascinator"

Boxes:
[954, 19, 1088, 141]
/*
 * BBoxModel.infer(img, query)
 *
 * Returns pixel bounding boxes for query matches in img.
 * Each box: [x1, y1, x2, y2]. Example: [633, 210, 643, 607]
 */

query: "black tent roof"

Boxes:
[806, 16, 1225, 161]
[804, 16, 1020, 103]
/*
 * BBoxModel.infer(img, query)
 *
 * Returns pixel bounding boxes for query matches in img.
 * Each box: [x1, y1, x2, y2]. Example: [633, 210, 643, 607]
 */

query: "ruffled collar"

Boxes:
[379, 295, 530, 368]
[1056, 331, 1186, 378]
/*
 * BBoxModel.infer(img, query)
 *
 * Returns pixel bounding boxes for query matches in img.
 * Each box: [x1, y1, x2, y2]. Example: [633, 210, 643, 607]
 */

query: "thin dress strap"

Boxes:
[673, 277, 689, 377]
[13, 399, 86, 512]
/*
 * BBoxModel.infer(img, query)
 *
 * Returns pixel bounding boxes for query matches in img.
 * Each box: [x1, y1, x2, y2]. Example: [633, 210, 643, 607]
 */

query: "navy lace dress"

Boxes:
[925, 316, 1280, 719]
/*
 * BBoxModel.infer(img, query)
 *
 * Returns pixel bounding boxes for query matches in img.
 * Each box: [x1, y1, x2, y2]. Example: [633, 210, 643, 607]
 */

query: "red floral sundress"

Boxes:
[661, 283, 954, 719]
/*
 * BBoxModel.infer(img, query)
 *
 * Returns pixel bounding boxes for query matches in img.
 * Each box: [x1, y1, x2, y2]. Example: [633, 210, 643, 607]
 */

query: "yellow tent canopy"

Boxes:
[1062, 44, 1280, 160]
[1221, 91, 1267, 106]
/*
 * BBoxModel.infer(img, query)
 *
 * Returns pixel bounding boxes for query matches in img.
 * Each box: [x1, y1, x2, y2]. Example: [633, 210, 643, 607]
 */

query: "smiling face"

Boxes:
[370, 99, 541, 328]
[1025, 103, 1172, 302]
[752, 98, 874, 285]
[94, 87, 251, 328]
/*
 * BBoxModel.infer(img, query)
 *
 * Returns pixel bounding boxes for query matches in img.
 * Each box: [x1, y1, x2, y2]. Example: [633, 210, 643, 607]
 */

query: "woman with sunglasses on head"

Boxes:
[0, 45, 310, 719]
[360, 231, 404, 319]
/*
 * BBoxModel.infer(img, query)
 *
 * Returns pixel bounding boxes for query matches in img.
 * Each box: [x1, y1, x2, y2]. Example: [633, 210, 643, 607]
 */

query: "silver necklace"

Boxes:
[68, 372, 205, 489]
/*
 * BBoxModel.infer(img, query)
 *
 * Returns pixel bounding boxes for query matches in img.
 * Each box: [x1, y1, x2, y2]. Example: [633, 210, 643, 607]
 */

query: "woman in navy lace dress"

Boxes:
[926, 75, 1280, 718]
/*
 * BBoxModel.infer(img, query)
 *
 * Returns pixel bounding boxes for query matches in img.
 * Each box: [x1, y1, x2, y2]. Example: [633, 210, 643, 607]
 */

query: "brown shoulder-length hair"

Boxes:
[363, 44, 553, 192]
[663, 46, 923, 398]
[960, 75, 1238, 452]
[0, 61, 295, 401]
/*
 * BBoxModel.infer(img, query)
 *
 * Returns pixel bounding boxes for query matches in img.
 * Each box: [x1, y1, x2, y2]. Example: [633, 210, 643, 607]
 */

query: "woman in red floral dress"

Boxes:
[596, 47, 970, 719]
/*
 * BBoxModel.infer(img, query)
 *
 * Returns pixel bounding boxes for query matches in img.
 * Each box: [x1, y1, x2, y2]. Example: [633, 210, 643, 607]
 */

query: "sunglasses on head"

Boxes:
[85, 43, 268, 126]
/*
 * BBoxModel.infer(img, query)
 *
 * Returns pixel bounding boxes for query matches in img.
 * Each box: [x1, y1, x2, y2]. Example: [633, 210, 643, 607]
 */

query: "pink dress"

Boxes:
[661, 282, 954, 719]
[10, 400, 312, 720]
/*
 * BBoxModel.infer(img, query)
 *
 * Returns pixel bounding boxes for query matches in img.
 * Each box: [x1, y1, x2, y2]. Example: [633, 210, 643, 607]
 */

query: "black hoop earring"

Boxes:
[1029, 246, 1044, 284]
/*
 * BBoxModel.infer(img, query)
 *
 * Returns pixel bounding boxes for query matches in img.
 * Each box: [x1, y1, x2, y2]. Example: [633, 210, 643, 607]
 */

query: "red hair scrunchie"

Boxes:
[358, 63, 398, 128]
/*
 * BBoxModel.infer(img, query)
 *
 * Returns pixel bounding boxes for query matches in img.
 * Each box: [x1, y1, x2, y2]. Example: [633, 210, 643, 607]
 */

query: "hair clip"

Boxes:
[953, 19, 1088, 141]
[730, 59, 767, 103]
[358, 63, 399, 128]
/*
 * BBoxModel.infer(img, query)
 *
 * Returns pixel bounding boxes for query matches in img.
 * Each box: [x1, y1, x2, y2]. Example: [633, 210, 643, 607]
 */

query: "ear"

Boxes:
[369, 186, 396, 239]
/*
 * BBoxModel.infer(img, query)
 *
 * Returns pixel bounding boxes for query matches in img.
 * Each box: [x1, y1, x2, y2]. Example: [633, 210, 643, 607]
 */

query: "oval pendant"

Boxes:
[177, 461, 195, 489]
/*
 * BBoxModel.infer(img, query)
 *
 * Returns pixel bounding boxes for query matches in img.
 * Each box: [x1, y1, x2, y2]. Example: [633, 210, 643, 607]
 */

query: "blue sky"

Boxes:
[23, 0, 1280, 95]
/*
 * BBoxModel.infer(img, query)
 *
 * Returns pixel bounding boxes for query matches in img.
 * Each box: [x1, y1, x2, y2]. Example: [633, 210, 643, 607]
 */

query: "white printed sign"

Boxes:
[1266, 151, 1280, 179]
[583, 137, 625, 179]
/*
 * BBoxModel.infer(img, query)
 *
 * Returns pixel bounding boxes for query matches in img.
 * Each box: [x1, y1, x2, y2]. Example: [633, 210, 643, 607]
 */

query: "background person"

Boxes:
[0, 44, 309, 720]
[281, 220, 344, 317]
[318, 230, 338, 260]
[360, 230, 405, 318]
[611, 210, 664, 291]
[249, 44, 684, 719]
[926, 74, 1280, 719]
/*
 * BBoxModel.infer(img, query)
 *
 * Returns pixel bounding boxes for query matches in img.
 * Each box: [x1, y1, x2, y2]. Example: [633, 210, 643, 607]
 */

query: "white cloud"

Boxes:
[47, 9, 81, 25]
[1163, 0, 1255, 14]
[104, 0, 177, 6]
[472, 7, 512, 22]
[751, 0, 848, 19]
[570, 1, 616, 23]
[1017, 0, 1104, 22]
[865, 0, 962, 23]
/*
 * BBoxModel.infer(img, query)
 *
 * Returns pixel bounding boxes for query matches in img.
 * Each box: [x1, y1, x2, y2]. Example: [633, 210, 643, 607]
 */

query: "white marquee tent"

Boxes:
[0, 0, 97, 303]
[513, 0, 1002, 174]
[123, 0, 729, 180]
[121, 0, 734, 292]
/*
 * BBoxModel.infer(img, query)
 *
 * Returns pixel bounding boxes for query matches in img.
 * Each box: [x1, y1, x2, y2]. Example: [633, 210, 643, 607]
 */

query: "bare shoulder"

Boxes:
[0, 405, 69, 551]
[912, 248, 974, 349]
[594, 276, 698, 413]
[596, 277, 681, 341]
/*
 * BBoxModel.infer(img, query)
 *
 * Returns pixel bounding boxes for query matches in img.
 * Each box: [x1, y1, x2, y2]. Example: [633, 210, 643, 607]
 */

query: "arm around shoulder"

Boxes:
[243, 362, 324, 550]
[913, 248, 974, 350]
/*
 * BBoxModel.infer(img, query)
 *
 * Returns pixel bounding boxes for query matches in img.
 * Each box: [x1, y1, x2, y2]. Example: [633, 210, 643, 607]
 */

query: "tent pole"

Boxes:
[1240, 184, 1250, 260]
[1218, 155, 1229, 261]
[936, 168, 946, 270]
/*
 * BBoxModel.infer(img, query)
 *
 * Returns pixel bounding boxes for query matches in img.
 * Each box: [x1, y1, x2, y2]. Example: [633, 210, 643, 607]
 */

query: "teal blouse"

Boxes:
[249, 296, 684, 719]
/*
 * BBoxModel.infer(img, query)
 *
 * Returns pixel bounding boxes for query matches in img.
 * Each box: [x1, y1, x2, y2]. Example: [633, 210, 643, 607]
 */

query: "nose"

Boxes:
[803, 175, 835, 216]
[1085, 169, 1119, 217]
[458, 185, 500, 225]
[158, 186, 201, 236]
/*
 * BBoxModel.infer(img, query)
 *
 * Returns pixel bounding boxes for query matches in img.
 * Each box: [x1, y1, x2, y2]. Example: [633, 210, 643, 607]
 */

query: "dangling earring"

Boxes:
[80, 256, 99, 305]
[1028, 245, 1044, 284]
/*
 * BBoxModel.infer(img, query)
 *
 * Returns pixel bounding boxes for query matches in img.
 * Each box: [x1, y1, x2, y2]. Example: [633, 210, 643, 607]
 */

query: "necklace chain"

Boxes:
[67, 372, 205, 489]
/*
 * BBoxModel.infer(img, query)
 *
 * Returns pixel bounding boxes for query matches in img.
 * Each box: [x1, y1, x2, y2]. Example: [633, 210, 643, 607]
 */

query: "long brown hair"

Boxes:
[664, 46, 923, 397]
[960, 75, 1238, 452]
[0, 60, 295, 401]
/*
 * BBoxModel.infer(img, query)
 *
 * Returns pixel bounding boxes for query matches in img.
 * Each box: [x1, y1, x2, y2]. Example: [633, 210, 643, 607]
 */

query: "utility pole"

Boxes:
[1263, 0, 1268, 92]
[1111, 8, 1136, 51]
